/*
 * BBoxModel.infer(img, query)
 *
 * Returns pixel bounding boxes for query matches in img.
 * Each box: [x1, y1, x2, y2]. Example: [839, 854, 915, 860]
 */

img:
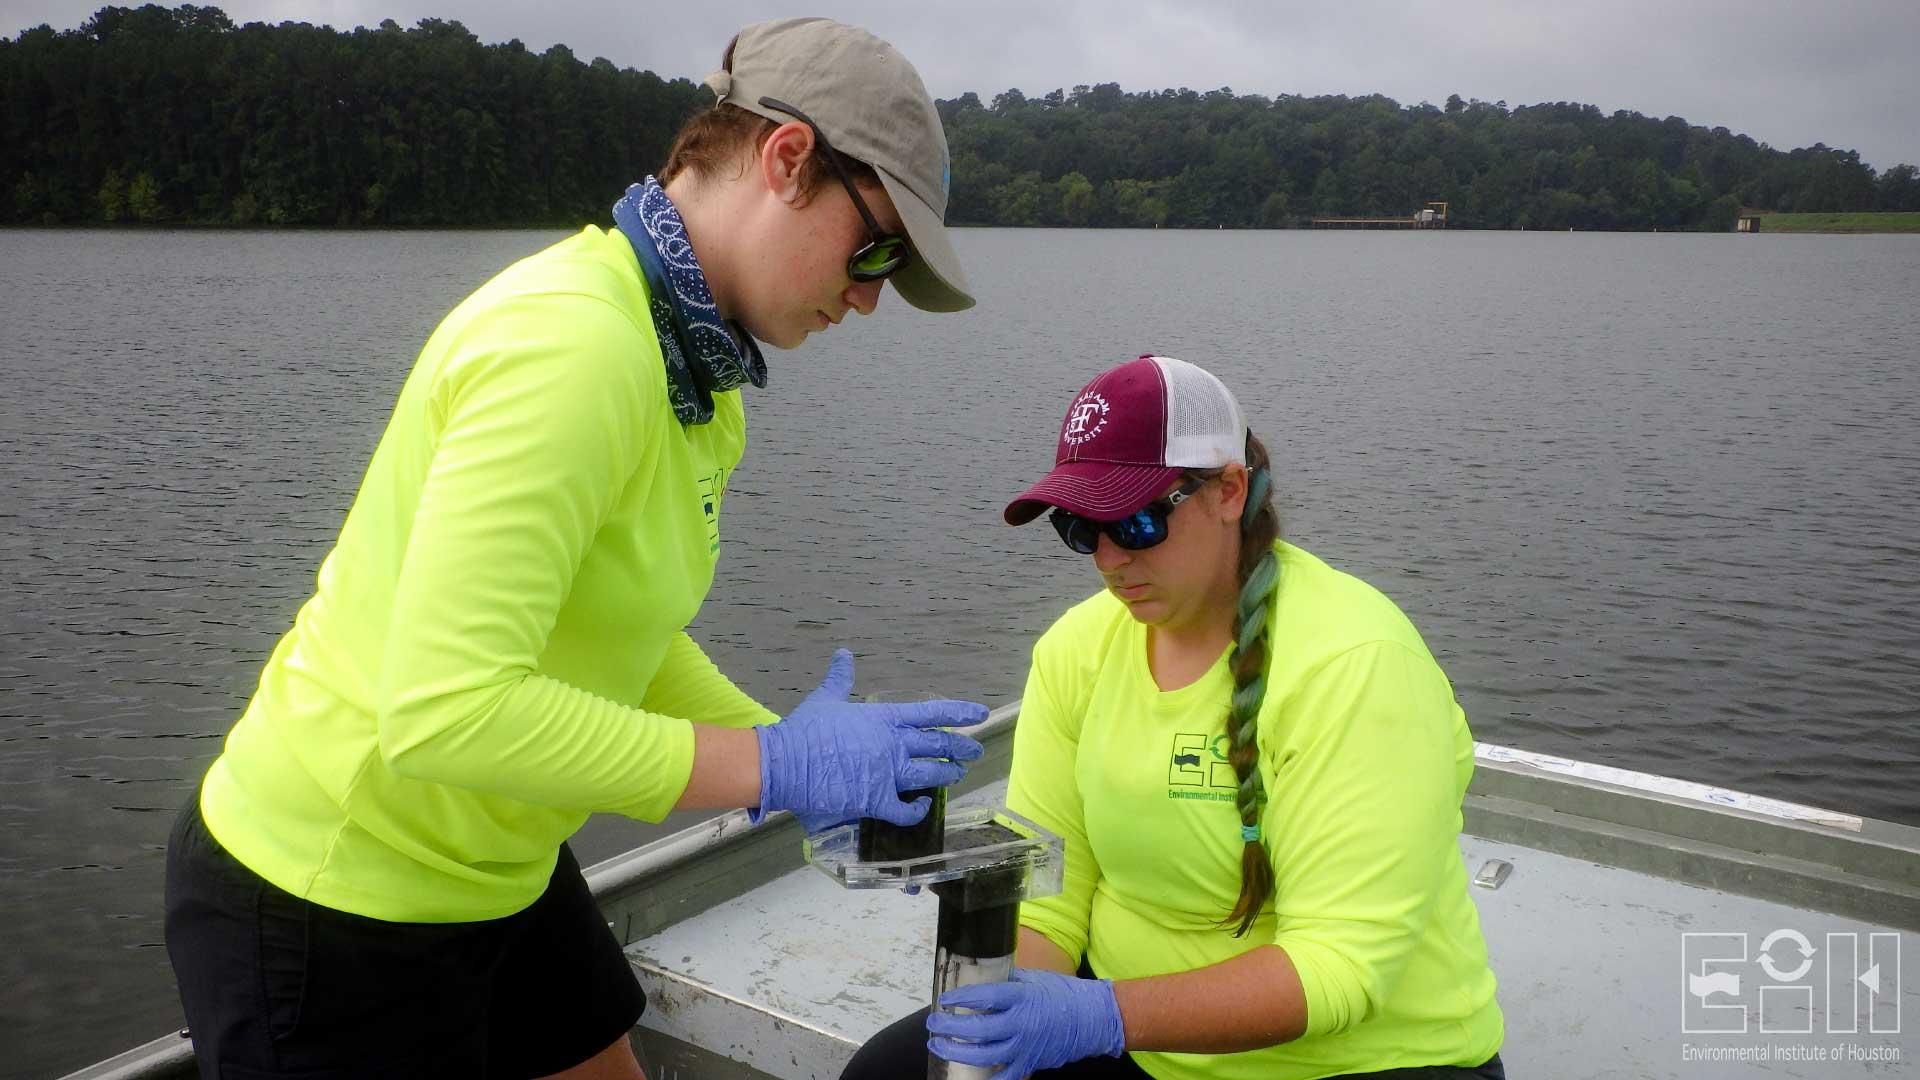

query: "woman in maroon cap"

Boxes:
[844, 355, 1505, 1079]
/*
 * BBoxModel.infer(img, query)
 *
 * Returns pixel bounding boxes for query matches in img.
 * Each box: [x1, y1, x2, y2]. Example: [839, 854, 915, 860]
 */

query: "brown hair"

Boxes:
[1220, 434, 1282, 937]
[660, 33, 879, 198]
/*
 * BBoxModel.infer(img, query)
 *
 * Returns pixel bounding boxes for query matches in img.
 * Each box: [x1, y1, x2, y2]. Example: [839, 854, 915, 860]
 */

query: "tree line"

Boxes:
[5, 5, 1917, 230]
[941, 88, 1918, 230]
[3, 5, 708, 226]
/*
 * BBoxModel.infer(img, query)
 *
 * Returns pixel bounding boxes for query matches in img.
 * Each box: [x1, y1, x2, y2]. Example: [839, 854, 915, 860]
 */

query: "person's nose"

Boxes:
[844, 277, 884, 317]
[1092, 532, 1131, 573]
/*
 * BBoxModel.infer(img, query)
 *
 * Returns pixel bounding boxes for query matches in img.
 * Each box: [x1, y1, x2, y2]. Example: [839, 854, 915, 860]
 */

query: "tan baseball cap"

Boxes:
[705, 18, 975, 313]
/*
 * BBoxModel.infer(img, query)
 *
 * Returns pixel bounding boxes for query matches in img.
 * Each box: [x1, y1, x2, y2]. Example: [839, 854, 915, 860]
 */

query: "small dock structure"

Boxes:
[1314, 200, 1449, 229]
[1736, 214, 1763, 232]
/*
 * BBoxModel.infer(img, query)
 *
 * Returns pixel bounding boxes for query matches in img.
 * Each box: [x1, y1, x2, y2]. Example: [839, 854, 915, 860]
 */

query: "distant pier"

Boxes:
[1312, 216, 1427, 229]
[1313, 200, 1450, 229]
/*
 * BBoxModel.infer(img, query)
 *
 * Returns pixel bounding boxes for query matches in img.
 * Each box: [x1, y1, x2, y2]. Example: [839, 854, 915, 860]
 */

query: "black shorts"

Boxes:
[163, 793, 645, 1079]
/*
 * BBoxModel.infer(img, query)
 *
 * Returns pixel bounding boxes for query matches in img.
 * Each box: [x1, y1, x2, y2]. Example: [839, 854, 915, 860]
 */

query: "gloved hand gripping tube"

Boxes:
[803, 802, 1066, 1080]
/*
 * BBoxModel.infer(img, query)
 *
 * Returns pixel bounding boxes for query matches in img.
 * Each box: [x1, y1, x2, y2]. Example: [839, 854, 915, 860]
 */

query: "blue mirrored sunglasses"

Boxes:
[1048, 476, 1209, 555]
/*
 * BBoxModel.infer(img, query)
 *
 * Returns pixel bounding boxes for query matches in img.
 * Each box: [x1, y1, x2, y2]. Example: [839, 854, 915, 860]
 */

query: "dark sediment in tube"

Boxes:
[928, 863, 1025, 1080]
[932, 863, 1022, 958]
[860, 786, 948, 862]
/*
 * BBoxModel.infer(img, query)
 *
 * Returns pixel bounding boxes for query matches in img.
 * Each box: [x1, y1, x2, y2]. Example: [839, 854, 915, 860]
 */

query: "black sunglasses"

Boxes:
[757, 96, 913, 283]
[1048, 476, 1210, 555]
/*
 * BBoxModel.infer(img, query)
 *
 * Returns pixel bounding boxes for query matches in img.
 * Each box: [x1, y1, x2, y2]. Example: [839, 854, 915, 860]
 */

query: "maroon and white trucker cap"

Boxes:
[1004, 355, 1250, 525]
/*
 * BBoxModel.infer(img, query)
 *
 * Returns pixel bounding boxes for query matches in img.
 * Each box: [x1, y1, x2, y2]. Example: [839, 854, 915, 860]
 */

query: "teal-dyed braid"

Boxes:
[1222, 435, 1281, 938]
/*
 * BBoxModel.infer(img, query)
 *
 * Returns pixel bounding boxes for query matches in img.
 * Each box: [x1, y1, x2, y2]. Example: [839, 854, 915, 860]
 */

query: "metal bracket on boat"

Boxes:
[1473, 858, 1514, 890]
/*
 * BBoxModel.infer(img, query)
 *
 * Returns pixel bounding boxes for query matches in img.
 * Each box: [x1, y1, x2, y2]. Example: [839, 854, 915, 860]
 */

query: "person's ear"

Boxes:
[1214, 464, 1249, 523]
[758, 120, 815, 204]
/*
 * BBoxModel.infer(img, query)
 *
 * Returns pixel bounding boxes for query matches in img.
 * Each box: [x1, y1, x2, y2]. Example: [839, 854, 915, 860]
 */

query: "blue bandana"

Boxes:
[612, 178, 767, 426]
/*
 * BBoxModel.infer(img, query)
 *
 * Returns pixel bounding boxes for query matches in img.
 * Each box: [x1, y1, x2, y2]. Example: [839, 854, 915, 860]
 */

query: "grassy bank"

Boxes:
[1756, 212, 1920, 233]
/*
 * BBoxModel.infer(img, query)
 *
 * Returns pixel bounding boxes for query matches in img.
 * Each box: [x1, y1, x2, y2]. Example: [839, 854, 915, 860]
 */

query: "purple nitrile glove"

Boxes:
[793, 808, 853, 836]
[926, 968, 1127, 1080]
[755, 649, 985, 827]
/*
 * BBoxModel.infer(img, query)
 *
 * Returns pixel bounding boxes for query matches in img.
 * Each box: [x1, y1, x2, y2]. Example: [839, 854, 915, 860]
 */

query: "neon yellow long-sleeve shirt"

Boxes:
[1010, 542, 1503, 1080]
[199, 226, 776, 922]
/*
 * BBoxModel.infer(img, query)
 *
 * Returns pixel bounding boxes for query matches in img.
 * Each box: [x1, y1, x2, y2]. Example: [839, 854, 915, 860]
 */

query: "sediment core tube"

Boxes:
[927, 865, 1022, 1080]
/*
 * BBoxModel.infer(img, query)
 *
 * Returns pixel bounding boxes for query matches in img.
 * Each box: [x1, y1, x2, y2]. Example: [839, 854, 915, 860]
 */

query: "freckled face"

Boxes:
[736, 179, 898, 350]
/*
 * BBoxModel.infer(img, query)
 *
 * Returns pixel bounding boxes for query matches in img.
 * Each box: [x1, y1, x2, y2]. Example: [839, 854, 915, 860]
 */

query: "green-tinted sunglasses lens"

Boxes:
[850, 238, 911, 280]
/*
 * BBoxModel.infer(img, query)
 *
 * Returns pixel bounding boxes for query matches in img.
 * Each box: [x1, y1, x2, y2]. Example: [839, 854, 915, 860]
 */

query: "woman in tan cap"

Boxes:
[163, 19, 980, 1080]
[844, 356, 1505, 1079]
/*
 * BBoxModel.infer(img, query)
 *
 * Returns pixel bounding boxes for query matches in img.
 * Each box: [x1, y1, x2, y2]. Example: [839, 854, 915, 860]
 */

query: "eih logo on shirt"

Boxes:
[697, 467, 727, 554]
[1167, 732, 1237, 801]
[1064, 392, 1110, 447]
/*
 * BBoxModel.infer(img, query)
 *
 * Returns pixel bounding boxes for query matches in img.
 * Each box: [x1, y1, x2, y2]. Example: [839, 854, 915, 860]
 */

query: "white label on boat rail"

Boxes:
[1474, 743, 1864, 832]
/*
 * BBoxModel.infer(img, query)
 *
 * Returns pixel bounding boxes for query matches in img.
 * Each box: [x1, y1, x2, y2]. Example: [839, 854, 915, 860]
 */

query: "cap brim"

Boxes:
[1004, 461, 1185, 526]
[876, 168, 974, 313]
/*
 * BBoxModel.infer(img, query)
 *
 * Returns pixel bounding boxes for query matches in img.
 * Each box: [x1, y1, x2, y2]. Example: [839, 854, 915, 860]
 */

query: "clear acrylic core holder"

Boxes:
[802, 804, 1064, 911]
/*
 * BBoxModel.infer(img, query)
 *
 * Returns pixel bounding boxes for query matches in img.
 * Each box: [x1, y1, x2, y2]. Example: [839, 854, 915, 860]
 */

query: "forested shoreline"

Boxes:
[5, 5, 1917, 230]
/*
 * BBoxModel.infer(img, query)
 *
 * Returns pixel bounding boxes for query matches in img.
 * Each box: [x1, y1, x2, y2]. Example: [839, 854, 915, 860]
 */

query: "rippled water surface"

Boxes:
[3, 227, 1917, 1078]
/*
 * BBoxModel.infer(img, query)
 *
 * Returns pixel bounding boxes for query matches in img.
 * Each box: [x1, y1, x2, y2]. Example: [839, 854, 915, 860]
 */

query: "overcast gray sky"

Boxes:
[5, 0, 1916, 171]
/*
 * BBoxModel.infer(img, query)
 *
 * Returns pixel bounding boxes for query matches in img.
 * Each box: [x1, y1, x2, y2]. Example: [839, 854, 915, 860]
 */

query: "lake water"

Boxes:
[2, 227, 1917, 1078]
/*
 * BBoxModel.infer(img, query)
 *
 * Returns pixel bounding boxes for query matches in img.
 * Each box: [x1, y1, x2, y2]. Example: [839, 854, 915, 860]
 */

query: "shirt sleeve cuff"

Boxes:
[605, 715, 698, 822]
[1276, 934, 1362, 1039]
